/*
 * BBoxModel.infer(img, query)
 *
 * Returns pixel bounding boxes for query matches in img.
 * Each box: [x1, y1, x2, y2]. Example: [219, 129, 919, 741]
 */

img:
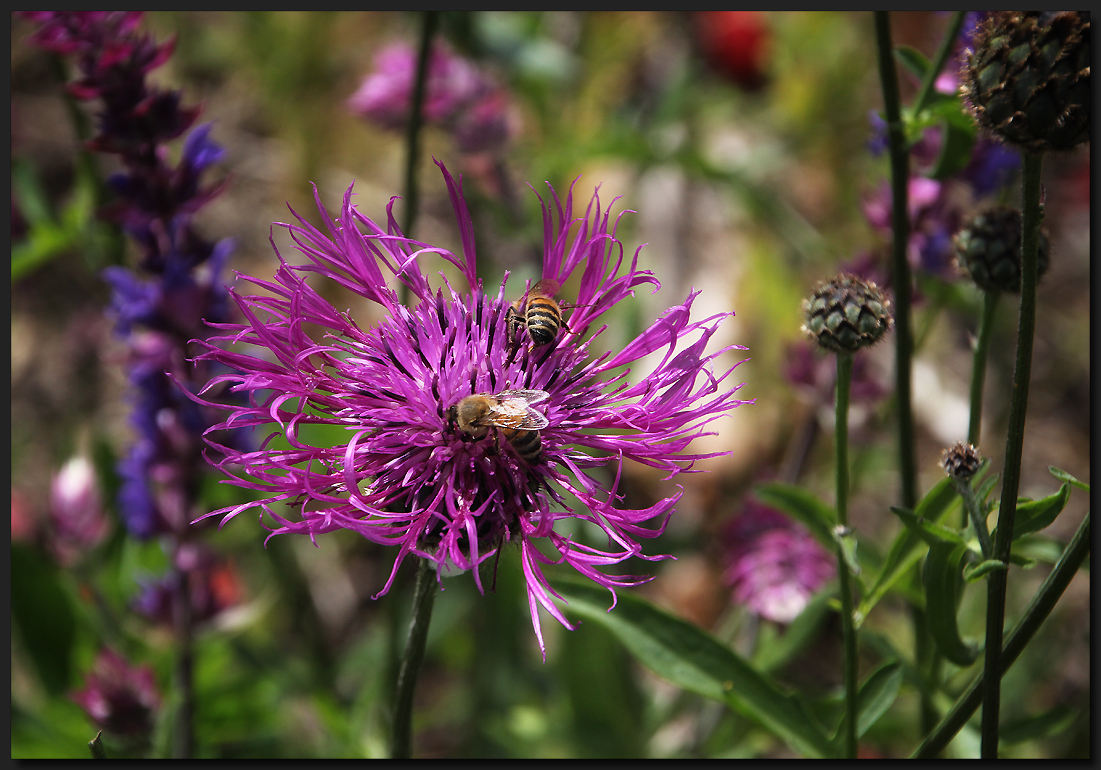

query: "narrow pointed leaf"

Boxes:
[994, 483, 1071, 541]
[1048, 466, 1089, 492]
[553, 578, 836, 758]
[999, 705, 1078, 745]
[894, 45, 931, 80]
[855, 661, 904, 739]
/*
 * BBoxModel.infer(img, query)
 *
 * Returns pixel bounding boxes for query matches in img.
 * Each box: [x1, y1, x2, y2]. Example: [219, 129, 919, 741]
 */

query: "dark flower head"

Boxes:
[190, 162, 751, 655]
[70, 649, 160, 738]
[941, 441, 982, 481]
[723, 498, 834, 623]
[802, 274, 893, 354]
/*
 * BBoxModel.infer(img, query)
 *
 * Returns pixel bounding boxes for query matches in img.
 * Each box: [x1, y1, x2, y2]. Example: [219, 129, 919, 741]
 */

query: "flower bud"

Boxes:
[962, 11, 1091, 152]
[954, 205, 1050, 293]
[942, 441, 982, 481]
[70, 649, 160, 739]
[49, 456, 109, 564]
[802, 274, 893, 354]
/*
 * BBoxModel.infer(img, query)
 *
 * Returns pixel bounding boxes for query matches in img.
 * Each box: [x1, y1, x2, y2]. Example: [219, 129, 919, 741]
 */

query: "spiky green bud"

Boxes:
[954, 205, 1050, 293]
[963, 11, 1090, 153]
[802, 274, 893, 354]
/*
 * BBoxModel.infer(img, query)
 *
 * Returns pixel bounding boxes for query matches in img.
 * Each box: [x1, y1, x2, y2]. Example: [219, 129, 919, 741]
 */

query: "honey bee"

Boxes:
[448, 389, 550, 463]
[507, 279, 563, 346]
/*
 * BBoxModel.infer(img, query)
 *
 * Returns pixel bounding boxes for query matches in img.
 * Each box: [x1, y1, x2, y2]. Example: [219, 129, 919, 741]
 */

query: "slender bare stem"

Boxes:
[391, 557, 438, 759]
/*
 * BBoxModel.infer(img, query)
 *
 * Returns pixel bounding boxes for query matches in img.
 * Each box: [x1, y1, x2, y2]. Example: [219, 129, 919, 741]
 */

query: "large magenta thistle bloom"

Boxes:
[192, 162, 750, 654]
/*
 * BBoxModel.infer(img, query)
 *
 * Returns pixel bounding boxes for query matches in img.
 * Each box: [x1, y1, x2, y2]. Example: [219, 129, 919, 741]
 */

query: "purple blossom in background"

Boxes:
[723, 499, 834, 624]
[347, 41, 513, 154]
[190, 162, 751, 655]
[23, 12, 239, 540]
[49, 456, 110, 565]
[783, 339, 888, 407]
[134, 546, 242, 626]
[863, 11, 1019, 280]
[70, 649, 161, 738]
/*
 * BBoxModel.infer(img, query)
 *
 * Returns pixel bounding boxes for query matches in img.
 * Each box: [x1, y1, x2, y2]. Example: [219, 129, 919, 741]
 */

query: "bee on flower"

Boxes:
[189, 162, 751, 656]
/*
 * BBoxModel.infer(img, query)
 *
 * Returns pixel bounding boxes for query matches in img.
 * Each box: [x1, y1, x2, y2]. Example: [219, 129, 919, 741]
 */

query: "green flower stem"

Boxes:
[401, 11, 439, 242]
[874, 10, 930, 734]
[954, 478, 994, 560]
[981, 150, 1043, 758]
[171, 564, 194, 759]
[834, 353, 858, 758]
[391, 557, 439, 759]
[967, 291, 1001, 448]
[911, 12, 966, 117]
[914, 511, 1089, 758]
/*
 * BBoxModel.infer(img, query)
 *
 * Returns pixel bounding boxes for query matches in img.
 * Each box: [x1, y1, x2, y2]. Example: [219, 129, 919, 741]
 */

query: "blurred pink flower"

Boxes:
[49, 456, 109, 564]
[723, 499, 834, 624]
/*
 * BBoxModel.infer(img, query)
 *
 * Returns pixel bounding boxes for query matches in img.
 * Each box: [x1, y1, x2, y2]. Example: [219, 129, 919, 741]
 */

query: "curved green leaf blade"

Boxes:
[996, 483, 1071, 541]
[923, 542, 980, 666]
[828, 661, 904, 743]
[894, 45, 930, 79]
[552, 579, 836, 758]
[927, 114, 976, 179]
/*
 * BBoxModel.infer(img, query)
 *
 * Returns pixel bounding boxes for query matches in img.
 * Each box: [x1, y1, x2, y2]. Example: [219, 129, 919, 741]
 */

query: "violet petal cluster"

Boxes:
[723, 499, 835, 624]
[347, 41, 513, 154]
[24, 12, 239, 540]
[70, 649, 161, 738]
[191, 162, 750, 654]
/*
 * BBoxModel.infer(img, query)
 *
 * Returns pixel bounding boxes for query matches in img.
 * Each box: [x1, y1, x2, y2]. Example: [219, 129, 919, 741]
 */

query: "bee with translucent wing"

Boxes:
[448, 389, 551, 463]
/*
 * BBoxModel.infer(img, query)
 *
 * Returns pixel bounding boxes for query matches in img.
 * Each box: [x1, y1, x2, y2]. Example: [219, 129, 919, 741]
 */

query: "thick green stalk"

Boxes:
[401, 11, 439, 241]
[874, 10, 929, 734]
[911, 12, 966, 117]
[915, 511, 1089, 758]
[834, 353, 858, 758]
[391, 557, 438, 759]
[967, 291, 1001, 448]
[980, 150, 1043, 758]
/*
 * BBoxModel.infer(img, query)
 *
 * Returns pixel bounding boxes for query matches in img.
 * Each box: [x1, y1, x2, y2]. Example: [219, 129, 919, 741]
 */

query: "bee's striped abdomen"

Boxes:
[503, 428, 542, 463]
[525, 297, 561, 345]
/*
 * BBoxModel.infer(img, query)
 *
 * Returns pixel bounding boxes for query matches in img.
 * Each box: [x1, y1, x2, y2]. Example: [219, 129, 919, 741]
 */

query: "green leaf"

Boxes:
[832, 527, 861, 577]
[926, 113, 976, 179]
[855, 661, 903, 739]
[923, 542, 980, 666]
[962, 558, 1007, 582]
[894, 45, 931, 80]
[753, 483, 836, 552]
[999, 705, 1079, 745]
[1013, 534, 1090, 572]
[89, 732, 107, 759]
[1048, 466, 1089, 492]
[11, 544, 77, 695]
[857, 478, 958, 622]
[994, 483, 1071, 541]
[552, 578, 836, 758]
[890, 506, 966, 548]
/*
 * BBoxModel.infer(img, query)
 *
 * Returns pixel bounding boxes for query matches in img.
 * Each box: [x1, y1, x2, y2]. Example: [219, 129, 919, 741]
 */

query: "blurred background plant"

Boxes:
[11, 11, 1089, 758]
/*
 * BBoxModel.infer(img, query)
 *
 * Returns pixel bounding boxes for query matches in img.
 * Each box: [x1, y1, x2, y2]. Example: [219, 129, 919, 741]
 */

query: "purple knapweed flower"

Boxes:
[723, 499, 834, 624]
[49, 456, 109, 565]
[71, 649, 161, 738]
[190, 162, 750, 655]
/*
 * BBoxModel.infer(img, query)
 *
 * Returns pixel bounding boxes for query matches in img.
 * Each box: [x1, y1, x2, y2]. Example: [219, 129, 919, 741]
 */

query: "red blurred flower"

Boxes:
[70, 649, 160, 738]
[696, 11, 771, 91]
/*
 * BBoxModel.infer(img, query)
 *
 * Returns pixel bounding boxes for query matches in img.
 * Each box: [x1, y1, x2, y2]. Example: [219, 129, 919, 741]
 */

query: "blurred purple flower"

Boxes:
[134, 547, 242, 627]
[348, 41, 512, 153]
[70, 649, 160, 738]
[189, 162, 751, 656]
[723, 499, 834, 623]
[783, 339, 888, 406]
[49, 456, 109, 565]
